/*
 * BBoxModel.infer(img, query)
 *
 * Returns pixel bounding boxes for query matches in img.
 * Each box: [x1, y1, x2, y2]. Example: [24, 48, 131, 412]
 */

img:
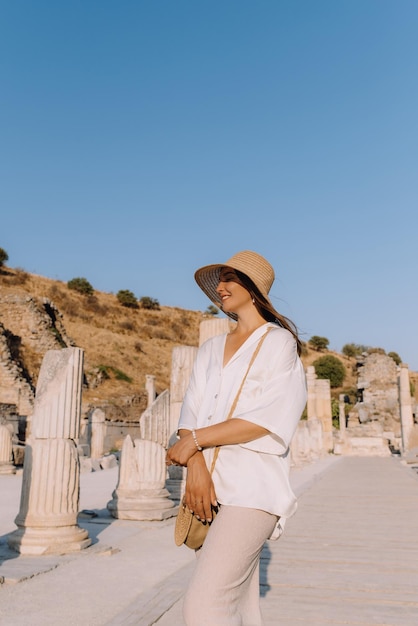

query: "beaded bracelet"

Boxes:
[191, 428, 203, 451]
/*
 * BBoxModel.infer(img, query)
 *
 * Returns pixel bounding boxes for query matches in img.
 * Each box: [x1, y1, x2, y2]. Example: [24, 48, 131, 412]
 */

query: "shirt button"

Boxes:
[208, 415, 212, 420]
[214, 394, 218, 399]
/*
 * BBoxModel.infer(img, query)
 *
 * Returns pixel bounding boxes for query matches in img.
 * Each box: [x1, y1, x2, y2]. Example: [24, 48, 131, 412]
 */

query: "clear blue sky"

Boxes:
[1, 1, 417, 370]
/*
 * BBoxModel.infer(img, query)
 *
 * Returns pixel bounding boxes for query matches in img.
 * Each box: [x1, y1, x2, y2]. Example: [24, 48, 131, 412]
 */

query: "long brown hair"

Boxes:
[221, 267, 302, 356]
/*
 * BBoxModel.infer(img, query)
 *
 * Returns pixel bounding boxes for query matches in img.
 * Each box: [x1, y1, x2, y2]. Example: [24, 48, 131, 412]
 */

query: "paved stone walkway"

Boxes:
[1, 456, 418, 625]
[155, 457, 418, 626]
[256, 456, 418, 626]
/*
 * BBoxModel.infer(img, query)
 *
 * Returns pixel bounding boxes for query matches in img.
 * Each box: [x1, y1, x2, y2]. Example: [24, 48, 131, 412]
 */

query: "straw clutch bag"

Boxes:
[174, 499, 218, 549]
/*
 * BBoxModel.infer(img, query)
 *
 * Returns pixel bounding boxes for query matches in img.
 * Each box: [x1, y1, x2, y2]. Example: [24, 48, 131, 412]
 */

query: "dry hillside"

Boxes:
[0, 267, 203, 416]
[2, 265, 414, 420]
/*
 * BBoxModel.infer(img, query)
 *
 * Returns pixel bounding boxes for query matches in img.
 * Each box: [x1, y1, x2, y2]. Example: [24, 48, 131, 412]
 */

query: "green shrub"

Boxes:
[331, 398, 341, 428]
[0, 247, 9, 267]
[139, 296, 160, 310]
[342, 343, 359, 358]
[206, 305, 219, 316]
[97, 365, 132, 383]
[388, 351, 402, 365]
[313, 355, 346, 388]
[67, 277, 94, 295]
[112, 367, 133, 382]
[117, 289, 138, 308]
[308, 335, 329, 351]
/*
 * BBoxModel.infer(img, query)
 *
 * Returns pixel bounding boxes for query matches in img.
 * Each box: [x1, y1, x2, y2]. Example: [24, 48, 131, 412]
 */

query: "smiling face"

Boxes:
[215, 267, 253, 316]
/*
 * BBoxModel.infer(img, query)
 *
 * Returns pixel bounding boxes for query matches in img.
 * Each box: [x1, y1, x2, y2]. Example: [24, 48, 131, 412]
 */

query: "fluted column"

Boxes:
[199, 317, 231, 346]
[8, 348, 90, 555]
[169, 346, 198, 438]
[140, 389, 170, 448]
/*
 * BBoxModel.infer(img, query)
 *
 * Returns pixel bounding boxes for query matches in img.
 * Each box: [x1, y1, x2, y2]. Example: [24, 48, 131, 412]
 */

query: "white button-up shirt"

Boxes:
[178, 322, 307, 522]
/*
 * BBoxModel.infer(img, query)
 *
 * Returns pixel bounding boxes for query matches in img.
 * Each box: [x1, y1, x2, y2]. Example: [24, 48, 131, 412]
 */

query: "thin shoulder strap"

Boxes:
[209, 327, 272, 474]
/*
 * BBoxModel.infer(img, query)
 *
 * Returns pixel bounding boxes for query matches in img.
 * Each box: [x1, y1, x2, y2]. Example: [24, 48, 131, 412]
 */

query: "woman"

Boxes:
[166, 250, 307, 626]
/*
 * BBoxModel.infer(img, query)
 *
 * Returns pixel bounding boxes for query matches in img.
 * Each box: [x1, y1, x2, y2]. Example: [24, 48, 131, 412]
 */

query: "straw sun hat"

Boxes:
[194, 250, 275, 320]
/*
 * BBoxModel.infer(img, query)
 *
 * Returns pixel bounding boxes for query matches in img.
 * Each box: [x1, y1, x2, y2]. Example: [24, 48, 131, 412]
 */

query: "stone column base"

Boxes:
[8, 524, 91, 556]
[0, 462, 16, 475]
[107, 487, 178, 521]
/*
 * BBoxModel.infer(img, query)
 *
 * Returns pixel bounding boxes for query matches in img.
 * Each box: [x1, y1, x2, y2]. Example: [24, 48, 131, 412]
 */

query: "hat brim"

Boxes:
[194, 263, 273, 321]
[194, 264, 237, 319]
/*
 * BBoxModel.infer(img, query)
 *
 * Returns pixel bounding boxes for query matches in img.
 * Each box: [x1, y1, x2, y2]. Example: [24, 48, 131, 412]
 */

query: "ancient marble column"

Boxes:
[169, 346, 198, 438]
[306, 366, 317, 420]
[0, 423, 16, 475]
[8, 348, 91, 555]
[107, 435, 176, 520]
[89, 407, 106, 460]
[146, 374, 156, 407]
[315, 379, 333, 452]
[399, 363, 414, 452]
[339, 393, 347, 437]
[140, 388, 170, 448]
[199, 317, 231, 346]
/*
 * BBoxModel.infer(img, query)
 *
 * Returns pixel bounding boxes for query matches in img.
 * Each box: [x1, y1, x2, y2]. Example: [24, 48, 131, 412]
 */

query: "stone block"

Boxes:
[100, 454, 118, 469]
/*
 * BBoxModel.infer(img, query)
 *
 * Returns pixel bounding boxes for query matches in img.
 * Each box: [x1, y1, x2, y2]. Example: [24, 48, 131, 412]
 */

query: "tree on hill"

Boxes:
[342, 343, 364, 358]
[313, 354, 346, 388]
[0, 247, 9, 267]
[308, 335, 329, 351]
[67, 277, 94, 295]
[117, 289, 138, 308]
[139, 296, 160, 310]
[206, 305, 219, 316]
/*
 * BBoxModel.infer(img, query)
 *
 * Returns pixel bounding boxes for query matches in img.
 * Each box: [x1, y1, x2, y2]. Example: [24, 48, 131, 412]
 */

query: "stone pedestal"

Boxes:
[107, 436, 176, 520]
[0, 423, 16, 475]
[291, 418, 324, 465]
[8, 348, 91, 555]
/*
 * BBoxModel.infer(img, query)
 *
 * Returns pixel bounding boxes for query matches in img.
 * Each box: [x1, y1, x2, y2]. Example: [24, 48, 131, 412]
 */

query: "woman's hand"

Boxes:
[184, 453, 217, 523]
[166, 432, 197, 467]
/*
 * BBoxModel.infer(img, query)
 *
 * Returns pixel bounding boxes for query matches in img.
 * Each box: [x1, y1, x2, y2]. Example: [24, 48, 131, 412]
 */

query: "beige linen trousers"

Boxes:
[183, 505, 278, 626]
